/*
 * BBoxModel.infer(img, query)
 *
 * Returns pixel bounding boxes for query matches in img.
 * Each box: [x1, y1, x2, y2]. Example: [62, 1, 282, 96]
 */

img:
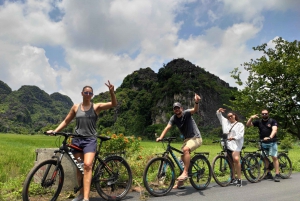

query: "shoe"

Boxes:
[72, 194, 83, 201]
[274, 174, 281, 182]
[236, 179, 242, 187]
[230, 178, 237, 184]
[264, 172, 273, 180]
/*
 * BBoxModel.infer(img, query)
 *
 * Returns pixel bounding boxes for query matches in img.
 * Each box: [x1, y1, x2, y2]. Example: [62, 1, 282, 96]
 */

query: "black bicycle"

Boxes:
[248, 139, 292, 180]
[211, 135, 260, 187]
[143, 137, 211, 197]
[22, 132, 132, 201]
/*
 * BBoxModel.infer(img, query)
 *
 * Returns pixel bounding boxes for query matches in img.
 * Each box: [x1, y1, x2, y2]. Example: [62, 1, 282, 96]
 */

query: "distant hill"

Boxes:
[0, 84, 73, 133]
[0, 58, 236, 136]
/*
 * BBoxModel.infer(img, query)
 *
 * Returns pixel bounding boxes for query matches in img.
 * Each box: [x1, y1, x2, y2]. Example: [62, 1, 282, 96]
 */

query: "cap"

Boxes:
[173, 102, 182, 109]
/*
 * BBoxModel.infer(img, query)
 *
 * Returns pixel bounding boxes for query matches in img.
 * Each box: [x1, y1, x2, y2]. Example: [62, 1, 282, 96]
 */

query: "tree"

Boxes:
[230, 37, 300, 139]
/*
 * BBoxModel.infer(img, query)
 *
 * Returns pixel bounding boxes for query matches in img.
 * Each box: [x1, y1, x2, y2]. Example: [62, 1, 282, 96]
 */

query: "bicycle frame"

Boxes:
[46, 132, 113, 193]
[161, 137, 185, 171]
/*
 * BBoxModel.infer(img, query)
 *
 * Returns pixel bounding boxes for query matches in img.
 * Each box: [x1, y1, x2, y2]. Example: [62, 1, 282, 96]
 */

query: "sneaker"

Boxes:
[236, 179, 242, 187]
[264, 172, 273, 180]
[274, 174, 281, 182]
[230, 178, 237, 184]
[72, 194, 83, 201]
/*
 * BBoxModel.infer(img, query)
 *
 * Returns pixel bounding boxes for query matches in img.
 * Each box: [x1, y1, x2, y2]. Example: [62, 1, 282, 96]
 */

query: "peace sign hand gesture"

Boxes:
[105, 80, 114, 92]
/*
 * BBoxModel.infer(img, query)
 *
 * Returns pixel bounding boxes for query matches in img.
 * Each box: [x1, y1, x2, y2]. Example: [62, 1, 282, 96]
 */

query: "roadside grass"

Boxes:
[0, 133, 299, 200]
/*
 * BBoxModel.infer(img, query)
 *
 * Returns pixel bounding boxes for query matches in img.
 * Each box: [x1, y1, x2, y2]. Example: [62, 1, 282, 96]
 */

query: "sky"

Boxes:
[0, 0, 299, 104]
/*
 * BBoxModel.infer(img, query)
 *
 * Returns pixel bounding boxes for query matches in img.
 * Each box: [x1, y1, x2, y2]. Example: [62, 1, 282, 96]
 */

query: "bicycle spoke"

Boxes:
[212, 155, 232, 187]
[95, 156, 132, 200]
[143, 157, 175, 197]
[22, 160, 64, 201]
[278, 153, 292, 179]
[189, 155, 211, 190]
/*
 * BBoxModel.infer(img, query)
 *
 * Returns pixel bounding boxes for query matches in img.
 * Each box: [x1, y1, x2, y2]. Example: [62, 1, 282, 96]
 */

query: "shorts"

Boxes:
[261, 142, 278, 157]
[181, 137, 202, 152]
[71, 137, 97, 154]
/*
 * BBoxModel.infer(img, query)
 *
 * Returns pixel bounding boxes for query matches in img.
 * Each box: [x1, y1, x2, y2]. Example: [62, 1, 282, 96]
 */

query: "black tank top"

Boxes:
[74, 103, 98, 137]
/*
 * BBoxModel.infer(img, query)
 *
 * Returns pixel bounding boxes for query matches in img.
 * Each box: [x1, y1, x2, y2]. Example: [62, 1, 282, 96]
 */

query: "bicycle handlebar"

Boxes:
[157, 137, 177, 142]
[43, 131, 83, 137]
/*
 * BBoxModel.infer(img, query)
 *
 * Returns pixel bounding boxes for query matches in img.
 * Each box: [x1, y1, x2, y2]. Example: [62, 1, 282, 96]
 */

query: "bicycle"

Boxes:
[22, 132, 132, 201]
[142, 137, 211, 197]
[211, 134, 260, 187]
[248, 139, 292, 180]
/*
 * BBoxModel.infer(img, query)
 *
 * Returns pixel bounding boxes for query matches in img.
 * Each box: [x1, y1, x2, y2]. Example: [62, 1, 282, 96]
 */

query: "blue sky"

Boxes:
[0, 0, 299, 104]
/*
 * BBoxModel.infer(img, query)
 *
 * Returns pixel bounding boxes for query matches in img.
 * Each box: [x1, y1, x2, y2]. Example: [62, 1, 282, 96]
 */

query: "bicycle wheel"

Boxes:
[242, 154, 260, 183]
[22, 159, 64, 201]
[254, 153, 267, 180]
[211, 155, 232, 187]
[143, 157, 175, 197]
[189, 154, 211, 190]
[94, 155, 132, 200]
[278, 153, 292, 179]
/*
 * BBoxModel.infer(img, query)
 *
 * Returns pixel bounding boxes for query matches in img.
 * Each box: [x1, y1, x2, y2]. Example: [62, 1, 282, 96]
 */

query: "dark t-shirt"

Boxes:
[252, 118, 278, 143]
[168, 109, 201, 139]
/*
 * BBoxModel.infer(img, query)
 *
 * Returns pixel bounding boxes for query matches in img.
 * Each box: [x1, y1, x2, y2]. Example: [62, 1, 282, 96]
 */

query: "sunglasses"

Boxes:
[261, 113, 268, 116]
[173, 107, 180, 110]
[83, 91, 93, 96]
[227, 115, 233, 119]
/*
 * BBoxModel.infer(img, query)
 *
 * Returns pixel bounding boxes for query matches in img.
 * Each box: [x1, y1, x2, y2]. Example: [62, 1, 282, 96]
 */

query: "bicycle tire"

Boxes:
[189, 154, 211, 190]
[211, 155, 232, 187]
[143, 157, 175, 197]
[253, 153, 267, 181]
[242, 154, 260, 183]
[94, 155, 132, 200]
[22, 159, 64, 201]
[278, 153, 292, 179]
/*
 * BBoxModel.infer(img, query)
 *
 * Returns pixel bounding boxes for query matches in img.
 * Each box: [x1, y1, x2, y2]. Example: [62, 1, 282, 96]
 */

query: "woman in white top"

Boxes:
[216, 108, 245, 187]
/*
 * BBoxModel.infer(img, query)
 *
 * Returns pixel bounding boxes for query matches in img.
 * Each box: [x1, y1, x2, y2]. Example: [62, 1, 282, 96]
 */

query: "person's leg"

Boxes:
[270, 142, 280, 182]
[74, 152, 84, 194]
[177, 138, 202, 180]
[83, 152, 96, 200]
[232, 151, 241, 179]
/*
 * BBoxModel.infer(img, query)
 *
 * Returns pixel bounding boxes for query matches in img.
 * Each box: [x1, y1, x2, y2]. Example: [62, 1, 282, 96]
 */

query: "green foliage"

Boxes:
[230, 37, 300, 139]
[100, 133, 142, 157]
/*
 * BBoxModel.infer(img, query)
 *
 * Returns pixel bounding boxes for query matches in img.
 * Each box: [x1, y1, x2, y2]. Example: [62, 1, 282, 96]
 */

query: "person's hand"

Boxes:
[45, 130, 55, 135]
[250, 114, 259, 119]
[105, 80, 114, 92]
[218, 108, 226, 113]
[156, 137, 162, 142]
[194, 93, 201, 103]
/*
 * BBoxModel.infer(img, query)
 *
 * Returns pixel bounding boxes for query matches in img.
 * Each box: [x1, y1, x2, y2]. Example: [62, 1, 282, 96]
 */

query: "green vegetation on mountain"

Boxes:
[0, 59, 236, 137]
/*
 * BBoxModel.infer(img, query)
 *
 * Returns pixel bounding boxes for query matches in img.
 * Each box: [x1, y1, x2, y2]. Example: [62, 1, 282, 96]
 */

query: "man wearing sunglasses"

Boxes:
[156, 93, 202, 189]
[246, 109, 280, 182]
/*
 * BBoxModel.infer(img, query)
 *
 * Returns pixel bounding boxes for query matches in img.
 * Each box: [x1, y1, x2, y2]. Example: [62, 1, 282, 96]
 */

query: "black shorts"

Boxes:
[71, 137, 97, 154]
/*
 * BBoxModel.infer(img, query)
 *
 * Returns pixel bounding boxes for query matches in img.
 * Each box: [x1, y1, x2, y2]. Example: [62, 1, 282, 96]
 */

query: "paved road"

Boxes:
[89, 172, 300, 201]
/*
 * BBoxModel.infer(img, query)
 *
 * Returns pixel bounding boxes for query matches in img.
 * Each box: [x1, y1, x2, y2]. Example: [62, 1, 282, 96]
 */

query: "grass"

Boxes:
[0, 133, 299, 200]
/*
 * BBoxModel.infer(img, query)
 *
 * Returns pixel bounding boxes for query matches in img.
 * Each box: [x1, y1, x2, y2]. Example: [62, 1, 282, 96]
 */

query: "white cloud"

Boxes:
[0, 0, 299, 104]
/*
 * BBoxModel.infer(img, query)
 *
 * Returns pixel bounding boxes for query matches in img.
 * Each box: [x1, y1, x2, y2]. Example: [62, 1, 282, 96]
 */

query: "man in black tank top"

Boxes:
[246, 109, 281, 182]
[47, 80, 117, 201]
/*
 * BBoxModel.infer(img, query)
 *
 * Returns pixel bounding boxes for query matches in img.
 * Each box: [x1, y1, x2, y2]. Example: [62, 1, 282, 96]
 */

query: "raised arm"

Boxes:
[190, 93, 201, 114]
[95, 80, 117, 113]
[246, 114, 258, 127]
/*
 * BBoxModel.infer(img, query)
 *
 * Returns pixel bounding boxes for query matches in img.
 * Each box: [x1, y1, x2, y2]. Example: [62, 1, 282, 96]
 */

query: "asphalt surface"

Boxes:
[88, 172, 300, 201]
